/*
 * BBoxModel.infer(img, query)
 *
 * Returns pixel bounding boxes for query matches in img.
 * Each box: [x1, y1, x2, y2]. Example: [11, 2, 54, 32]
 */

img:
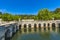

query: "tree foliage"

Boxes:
[37, 8, 60, 20]
[0, 8, 60, 21]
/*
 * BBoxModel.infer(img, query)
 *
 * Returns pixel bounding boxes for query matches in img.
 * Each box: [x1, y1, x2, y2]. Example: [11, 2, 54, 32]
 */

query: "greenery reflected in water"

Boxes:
[11, 28, 60, 40]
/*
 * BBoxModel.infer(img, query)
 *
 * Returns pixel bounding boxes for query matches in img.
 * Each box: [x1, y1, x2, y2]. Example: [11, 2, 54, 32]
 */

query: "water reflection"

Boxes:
[11, 27, 60, 40]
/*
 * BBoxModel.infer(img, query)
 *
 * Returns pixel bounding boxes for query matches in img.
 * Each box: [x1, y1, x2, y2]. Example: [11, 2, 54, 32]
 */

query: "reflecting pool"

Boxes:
[11, 28, 60, 40]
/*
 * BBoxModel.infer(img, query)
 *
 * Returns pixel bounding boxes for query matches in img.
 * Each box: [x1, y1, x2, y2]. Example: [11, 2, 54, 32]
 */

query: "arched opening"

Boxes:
[52, 23, 55, 28]
[28, 24, 31, 29]
[34, 23, 37, 31]
[24, 24, 27, 29]
[19, 24, 21, 29]
[52, 23, 55, 31]
[44, 23, 46, 27]
[34, 23, 37, 28]
[28, 24, 31, 32]
[5, 29, 10, 40]
[48, 23, 50, 27]
[38, 23, 41, 28]
[44, 23, 46, 30]
[58, 23, 60, 28]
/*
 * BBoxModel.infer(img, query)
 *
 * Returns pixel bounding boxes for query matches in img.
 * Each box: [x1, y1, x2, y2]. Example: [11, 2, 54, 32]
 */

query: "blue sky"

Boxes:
[0, 0, 60, 15]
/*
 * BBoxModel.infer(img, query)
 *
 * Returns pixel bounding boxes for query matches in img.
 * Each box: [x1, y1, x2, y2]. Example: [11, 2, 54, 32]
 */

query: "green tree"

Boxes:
[54, 8, 60, 14]
[2, 13, 14, 21]
[37, 9, 52, 20]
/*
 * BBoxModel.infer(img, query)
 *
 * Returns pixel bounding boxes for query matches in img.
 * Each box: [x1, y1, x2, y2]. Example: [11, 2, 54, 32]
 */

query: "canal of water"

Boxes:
[11, 28, 60, 40]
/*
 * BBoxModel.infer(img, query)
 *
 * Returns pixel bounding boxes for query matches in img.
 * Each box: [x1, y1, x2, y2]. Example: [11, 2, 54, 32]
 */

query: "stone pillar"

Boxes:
[41, 23, 44, 28]
[41, 23, 44, 32]
[37, 24, 39, 28]
[31, 24, 34, 29]
[21, 24, 24, 34]
[50, 23, 52, 28]
[26, 24, 29, 33]
[50, 23, 52, 32]
[26, 24, 28, 29]
[55, 23, 58, 28]
[21, 24, 24, 29]
[46, 23, 48, 28]
[46, 23, 48, 32]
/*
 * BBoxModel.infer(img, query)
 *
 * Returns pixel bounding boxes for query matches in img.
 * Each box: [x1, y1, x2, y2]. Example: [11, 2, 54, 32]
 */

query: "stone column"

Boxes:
[40, 23, 44, 32]
[41, 23, 44, 28]
[31, 24, 34, 29]
[21, 24, 24, 29]
[37, 24, 39, 28]
[55, 23, 58, 28]
[49, 23, 52, 32]
[46, 23, 48, 32]
[26, 24, 28, 33]
[46, 23, 48, 28]
[26, 24, 28, 29]
[50, 23, 52, 28]
[21, 24, 24, 33]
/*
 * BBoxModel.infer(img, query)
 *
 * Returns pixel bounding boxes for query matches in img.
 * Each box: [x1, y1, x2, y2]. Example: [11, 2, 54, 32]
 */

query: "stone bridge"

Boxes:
[1, 19, 60, 40]
[0, 22, 19, 40]
[18, 19, 60, 29]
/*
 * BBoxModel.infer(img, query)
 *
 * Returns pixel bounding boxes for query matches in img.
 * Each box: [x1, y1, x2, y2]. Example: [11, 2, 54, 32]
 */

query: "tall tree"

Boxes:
[37, 9, 52, 20]
[54, 8, 60, 14]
